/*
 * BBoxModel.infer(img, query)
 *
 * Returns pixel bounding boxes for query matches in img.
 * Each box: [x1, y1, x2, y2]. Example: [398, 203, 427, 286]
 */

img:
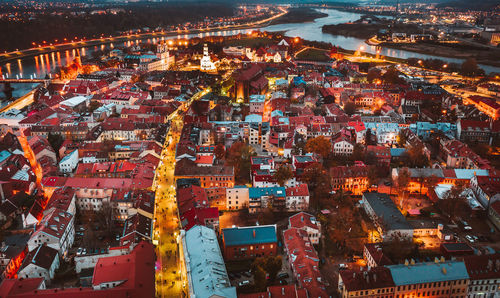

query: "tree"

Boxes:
[214, 144, 225, 161]
[302, 163, 332, 210]
[343, 101, 357, 116]
[460, 58, 484, 77]
[252, 265, 267, 292]
[396, 130, 408, 147]
[407, 142, 429, 168]
[273, 164, 293, 186]
[47, 133, 64, 157]
[252, 256, 282, 283]
[350, 143, 365, 162]
[367, 68, 382, 83]
[396, 167, 411, 193]
[437, 181, 470, 219]
[382, 66, 405, 84]
[305, 136, 331, 159]
[365, 128, 374, 146]
[226, 141, 255, 184]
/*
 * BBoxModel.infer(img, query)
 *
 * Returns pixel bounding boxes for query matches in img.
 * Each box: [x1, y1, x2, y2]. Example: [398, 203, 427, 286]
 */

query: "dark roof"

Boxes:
[340, 267, 395, 291]
[363, 192, 412, 231]
[463, 253, 500, 280]
[20, 245, 58, 271]
[440, 242, 474, 252]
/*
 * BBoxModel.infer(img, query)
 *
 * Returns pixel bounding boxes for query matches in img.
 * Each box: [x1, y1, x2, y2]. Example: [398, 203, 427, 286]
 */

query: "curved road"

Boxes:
[0, 8, 287, 65]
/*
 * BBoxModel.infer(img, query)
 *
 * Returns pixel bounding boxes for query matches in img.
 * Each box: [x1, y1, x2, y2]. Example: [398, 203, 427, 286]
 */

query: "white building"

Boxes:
[74, 245, 131, 273]
[332, 138, 354, 155]
[18, 245, 59, 284]
[181, 225, 236, 298]
[288, 211, 321, 245]
[285, 184, 310, 212]
[200, 44, 216, 72]
[27, 208, 75, 258]
[59, 149, 79, 173]
[226, 186, 249, 210]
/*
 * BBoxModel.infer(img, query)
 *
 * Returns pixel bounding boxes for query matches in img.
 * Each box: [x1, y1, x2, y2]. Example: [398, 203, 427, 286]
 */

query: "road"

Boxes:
[153, 88, 210, 298]
[0, 8, 287, 65]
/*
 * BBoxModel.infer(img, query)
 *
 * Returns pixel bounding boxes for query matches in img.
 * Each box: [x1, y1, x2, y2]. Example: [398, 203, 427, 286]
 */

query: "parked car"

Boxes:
[238, 280, 250, 287]
[464, 226, 472, 231]
[277, 272, 289, 279]
[76, 248, 83, 256]
[465, 235, 474, 243]
[338, 264, 348, 270]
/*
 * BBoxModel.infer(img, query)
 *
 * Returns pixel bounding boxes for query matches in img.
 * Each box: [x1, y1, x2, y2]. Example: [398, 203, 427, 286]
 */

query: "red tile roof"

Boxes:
[288, 211, 319, 231]
[463, 253, 500, 280]
[339, 267, 395, 292]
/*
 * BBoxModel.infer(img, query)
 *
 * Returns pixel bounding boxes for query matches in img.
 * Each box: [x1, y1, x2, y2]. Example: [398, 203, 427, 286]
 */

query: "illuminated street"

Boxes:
[153, 88, 209, 297]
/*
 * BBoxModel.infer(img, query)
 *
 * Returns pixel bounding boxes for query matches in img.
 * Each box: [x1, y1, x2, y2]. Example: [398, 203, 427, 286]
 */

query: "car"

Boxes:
[238, 280, 250, 287]
[472, 235, 479, 242]
[338, 264, 348, 270]
[76, 232, 84, 236]
[76, 248, 83, 256]
[464, 226, 472, 230]
[82, 248, 87, 255]
[115, 235, 121, 241]
[279, 279, 288, 285]
[465, 235, 474, 243]
[78, 227, 85, 231]
[277, 272, 289, 279]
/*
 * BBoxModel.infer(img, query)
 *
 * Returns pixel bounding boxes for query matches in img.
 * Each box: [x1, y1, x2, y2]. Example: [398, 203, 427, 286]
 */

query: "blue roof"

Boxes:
[0, 150, 12, 164]
[222, 225, 277, 246]
[453, 169, 489, 180]
[245, 114, 262, 123]
[387, 261, 469, 285]
[390, 148, 406, 157]
[249, 187, 286, 199]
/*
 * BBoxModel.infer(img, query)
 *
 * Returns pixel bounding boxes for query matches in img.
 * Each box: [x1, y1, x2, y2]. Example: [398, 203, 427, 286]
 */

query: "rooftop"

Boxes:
[387, 261, 469, 286]
[222, 225, 277, 247]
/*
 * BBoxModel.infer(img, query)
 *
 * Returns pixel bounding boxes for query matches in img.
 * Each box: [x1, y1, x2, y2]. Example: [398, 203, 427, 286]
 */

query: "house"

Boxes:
[288, 212, 321, 244]
[363, 243, 393, 267]
[18, 245, 59, 284]
[74, 245, 132, 274]
[27, 207, 75, 258]
[338, 267, 395, 298]
[332, 135, 354, 156]
[457, 119, 491, 144]
[362, 192, 413, 241]
[248, 186, 286, 213]
[239, 284, 308, 298]
[366, 145, 391, 169]
[470, 173, 500, 209]
[330, 165, 369, 195]
[182, 225, 237, 298]
[463, 254, 500, 298]
[283, 227, 328, 298]
[0, 234, 30, 279]
[387, 260, 469, 297]
[91, 241, 155, 297]
[226, 186, 249, 210]
[119, 212, 152, 246]
[285, 184, 310, 212]
[174, 158, 234, 188]
[221, 225, 277, 261]
[488, 201, 500, 230]
[59, 149, 78, 174]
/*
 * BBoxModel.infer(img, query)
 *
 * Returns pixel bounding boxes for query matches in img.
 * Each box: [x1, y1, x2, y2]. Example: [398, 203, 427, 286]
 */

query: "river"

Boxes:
[1, 8, 499, 80]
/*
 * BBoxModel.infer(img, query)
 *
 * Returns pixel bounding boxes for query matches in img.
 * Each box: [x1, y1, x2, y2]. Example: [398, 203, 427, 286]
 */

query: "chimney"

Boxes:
[281, 287, 285, 295]
[404, 259, 409, 266]
[253, 229, 256, 238]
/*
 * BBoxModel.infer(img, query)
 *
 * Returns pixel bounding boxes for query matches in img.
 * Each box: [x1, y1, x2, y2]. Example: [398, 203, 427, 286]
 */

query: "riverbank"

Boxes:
[269, 7, 328, 25]
[380, 42, 500, 68]
[321, 18, 500, 68]
[322, 17, 420, 40]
